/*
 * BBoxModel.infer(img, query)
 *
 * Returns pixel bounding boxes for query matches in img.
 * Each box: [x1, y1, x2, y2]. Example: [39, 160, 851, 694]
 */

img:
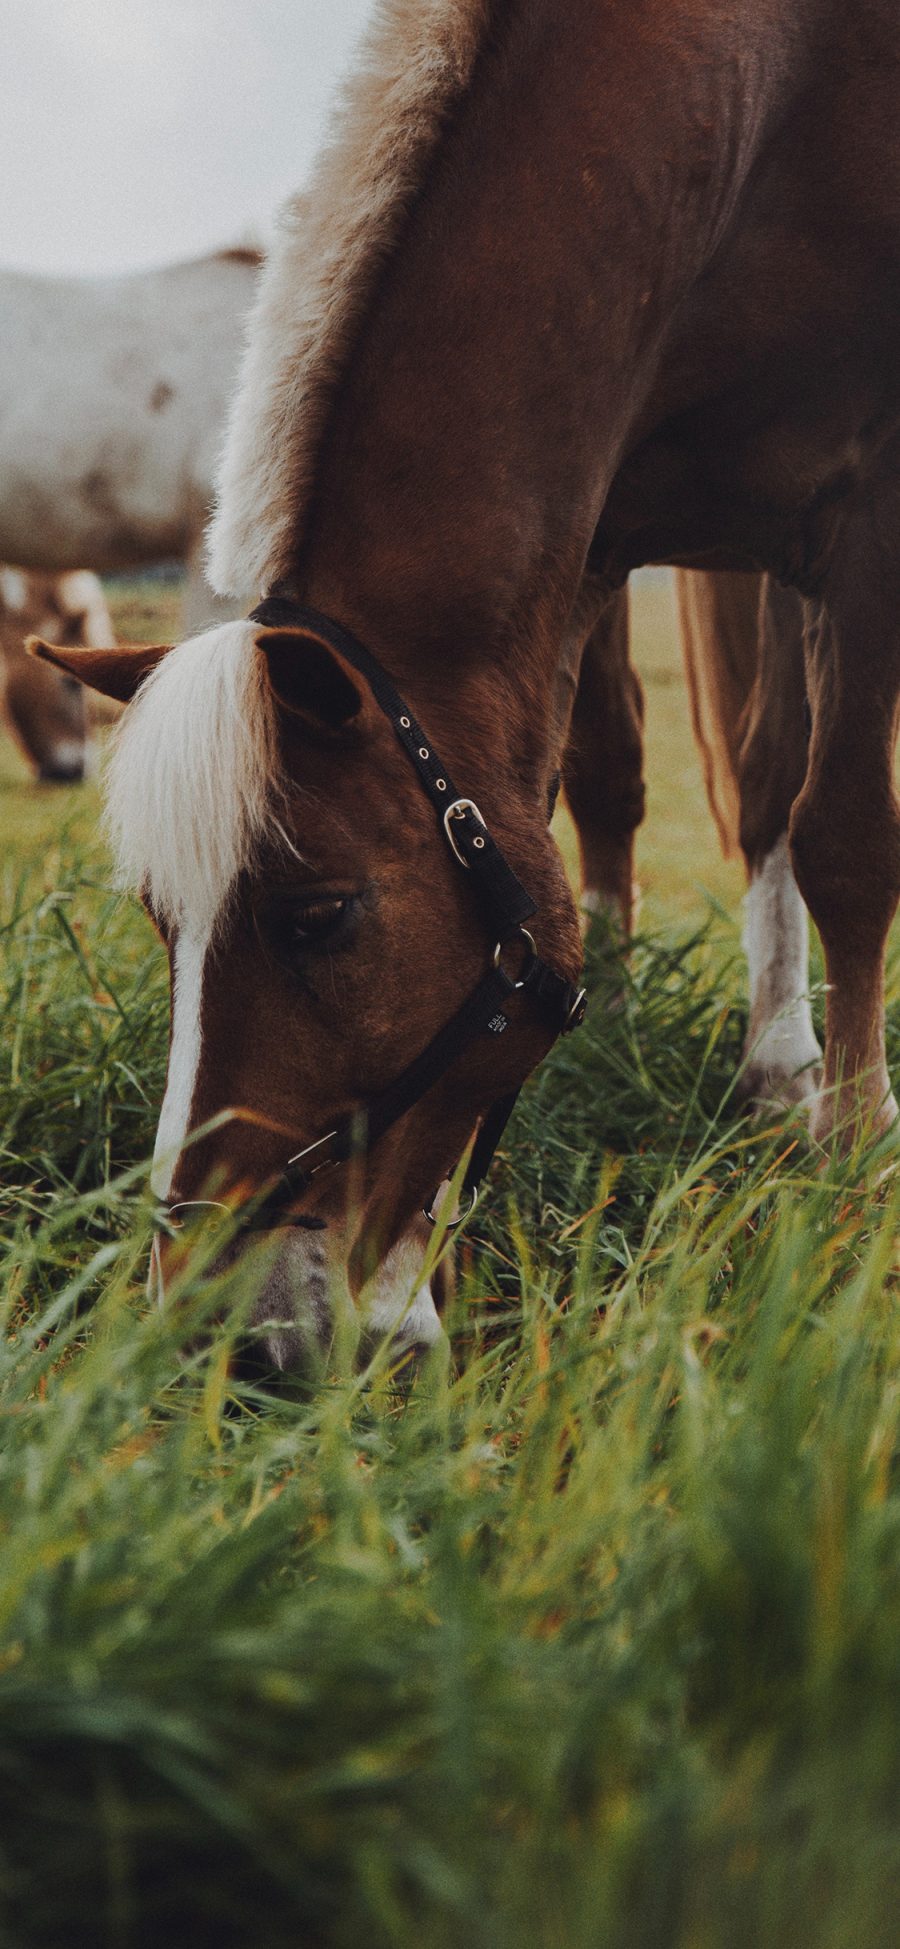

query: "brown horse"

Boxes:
[1, 568, 115, 781]
[34, 0, 900, 1360]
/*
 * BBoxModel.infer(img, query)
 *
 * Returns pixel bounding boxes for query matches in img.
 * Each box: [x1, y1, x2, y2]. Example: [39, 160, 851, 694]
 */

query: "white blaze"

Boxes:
[151, 928, 208, 1199]
[58, 569, 116, 646]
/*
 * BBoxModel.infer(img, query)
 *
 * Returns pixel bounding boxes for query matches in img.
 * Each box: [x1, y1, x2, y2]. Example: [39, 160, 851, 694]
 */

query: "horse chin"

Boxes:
[150, 1220, 446, 1377]
[246, 1228, 336, 1373]
[38, 762, 85, 785]
[37, 738, 90, 783]
[246, 1223, 446, 1374]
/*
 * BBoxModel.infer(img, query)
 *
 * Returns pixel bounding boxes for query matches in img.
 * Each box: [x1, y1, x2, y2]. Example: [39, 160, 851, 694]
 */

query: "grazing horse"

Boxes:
[0, 568, 114, 782]
[35, 0, 900, 1361]
[0, 250, 260, 630]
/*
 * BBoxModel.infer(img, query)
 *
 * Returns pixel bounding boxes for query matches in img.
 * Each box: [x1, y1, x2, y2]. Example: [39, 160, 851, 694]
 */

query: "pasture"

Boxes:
[1, 574, 898, 1947]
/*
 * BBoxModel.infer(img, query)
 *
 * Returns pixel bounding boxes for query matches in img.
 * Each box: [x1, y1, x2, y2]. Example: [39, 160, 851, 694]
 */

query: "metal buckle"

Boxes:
[443, 797, 486, 867]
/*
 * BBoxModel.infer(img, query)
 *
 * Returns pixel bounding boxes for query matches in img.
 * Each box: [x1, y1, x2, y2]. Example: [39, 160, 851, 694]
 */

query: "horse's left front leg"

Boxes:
[789, 521, 900, 1145]
[735, 576, 822, 1110]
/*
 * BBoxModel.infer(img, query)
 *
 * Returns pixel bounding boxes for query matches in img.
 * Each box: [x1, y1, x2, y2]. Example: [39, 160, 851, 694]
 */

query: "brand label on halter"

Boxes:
[487, 1012, 510, 1036]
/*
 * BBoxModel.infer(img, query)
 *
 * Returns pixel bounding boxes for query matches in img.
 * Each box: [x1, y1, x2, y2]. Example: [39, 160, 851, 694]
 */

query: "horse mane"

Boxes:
[104, 623, 284, 937]
[206, 0, 492, 598]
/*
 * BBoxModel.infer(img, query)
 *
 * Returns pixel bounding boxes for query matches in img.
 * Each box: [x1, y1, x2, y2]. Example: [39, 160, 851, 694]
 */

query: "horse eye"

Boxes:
[288, 897, 351, 950]
[260, 891, 364, 968]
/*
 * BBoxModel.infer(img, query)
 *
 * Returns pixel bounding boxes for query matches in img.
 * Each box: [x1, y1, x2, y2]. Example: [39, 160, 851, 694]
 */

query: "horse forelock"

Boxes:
[103, 622, 283, 937]
[206, 0, 493, 598]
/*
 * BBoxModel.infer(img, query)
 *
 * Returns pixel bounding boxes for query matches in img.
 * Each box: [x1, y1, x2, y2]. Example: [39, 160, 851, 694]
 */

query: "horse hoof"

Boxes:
[736, 1059, 823, 1118]
[808, 1088, 900, 1152]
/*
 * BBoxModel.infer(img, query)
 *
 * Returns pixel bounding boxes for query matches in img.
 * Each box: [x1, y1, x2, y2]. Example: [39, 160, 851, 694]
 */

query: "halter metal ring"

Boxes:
[493, 927, 537, 987]
[564, 986, 588, 1033]
[155, 1198, 231, 1235]
[443, 797, 486, 867]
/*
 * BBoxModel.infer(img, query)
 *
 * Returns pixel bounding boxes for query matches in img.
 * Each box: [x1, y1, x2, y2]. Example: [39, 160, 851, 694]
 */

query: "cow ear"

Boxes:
[26, 636, 170, 703]
[255, 627, 367, 730]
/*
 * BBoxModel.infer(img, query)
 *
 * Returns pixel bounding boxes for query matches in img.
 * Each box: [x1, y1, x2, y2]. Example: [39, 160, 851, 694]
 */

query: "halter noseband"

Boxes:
[167, 595, 586, 1238]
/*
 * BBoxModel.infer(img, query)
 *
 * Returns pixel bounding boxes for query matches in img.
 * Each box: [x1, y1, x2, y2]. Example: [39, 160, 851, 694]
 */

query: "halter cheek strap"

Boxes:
[181, 596, 586, 1235]
[252, 595, 540, 935]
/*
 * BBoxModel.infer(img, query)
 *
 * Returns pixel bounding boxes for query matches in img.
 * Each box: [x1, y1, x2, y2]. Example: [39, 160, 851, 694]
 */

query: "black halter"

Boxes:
[185, 595, 586, 1236]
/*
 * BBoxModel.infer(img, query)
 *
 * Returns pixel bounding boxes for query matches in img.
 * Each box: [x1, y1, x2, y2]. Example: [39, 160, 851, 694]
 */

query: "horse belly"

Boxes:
[0, 399, 196, 574]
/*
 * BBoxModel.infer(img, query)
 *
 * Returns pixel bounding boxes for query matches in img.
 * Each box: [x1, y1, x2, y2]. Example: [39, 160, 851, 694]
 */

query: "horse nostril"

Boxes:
[38, 759, 85, 784]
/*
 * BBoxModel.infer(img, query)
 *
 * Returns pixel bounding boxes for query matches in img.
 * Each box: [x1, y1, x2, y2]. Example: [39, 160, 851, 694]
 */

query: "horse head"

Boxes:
[30, 615, 583, 1366]
[1, 570, 111, 781]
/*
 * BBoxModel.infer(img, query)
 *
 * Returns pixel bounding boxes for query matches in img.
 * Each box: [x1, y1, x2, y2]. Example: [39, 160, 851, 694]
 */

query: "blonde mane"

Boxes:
[104, 623, 283, 937]
[206, 0, 491, 599]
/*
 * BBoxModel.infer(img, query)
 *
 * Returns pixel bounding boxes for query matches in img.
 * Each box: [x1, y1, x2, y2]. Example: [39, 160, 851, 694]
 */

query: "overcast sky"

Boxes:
[0, 0, 377, 276]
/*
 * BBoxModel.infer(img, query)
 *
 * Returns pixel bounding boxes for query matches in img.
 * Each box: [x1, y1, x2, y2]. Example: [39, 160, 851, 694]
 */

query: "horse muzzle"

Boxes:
[150, 1202, 445, 1374]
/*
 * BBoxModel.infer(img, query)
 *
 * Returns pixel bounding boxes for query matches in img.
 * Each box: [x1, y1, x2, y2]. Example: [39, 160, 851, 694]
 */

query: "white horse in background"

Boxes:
[0, 249, 261, 630]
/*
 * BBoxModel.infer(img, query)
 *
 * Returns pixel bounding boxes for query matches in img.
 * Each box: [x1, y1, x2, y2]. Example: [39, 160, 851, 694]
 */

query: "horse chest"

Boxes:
[591, 339, 900, 592]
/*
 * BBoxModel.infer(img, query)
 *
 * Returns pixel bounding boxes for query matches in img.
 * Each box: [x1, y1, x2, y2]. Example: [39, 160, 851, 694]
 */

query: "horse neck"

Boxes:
[296, 0, 803, 768]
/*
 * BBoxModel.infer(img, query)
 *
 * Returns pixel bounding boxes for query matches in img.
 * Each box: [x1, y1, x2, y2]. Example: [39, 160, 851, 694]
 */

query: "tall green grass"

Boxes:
[1, 838, 899, 1947]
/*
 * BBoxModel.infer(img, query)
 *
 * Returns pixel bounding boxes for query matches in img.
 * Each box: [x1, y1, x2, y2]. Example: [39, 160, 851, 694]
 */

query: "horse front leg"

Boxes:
[561, 583, 645, 934]
[789, 528, 900, 1145]
[736, 578, 822, 1110]
[677, 569, 821, 1111]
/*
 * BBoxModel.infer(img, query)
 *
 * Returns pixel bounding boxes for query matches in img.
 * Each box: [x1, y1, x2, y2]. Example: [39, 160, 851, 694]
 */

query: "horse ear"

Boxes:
[255, 627, 367, 730]
[25, 636, 171, 703]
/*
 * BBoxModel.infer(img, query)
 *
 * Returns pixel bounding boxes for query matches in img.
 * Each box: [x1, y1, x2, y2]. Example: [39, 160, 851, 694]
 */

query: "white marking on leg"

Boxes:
[151, 927, 208, 1198]
[742, 834, 822, 1101]
[580, 882, 639, 939]
[581, 888, 617, 920]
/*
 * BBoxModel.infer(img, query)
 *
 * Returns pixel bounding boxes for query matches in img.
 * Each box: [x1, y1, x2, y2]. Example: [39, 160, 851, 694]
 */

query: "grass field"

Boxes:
[0, 577, 898, 1948]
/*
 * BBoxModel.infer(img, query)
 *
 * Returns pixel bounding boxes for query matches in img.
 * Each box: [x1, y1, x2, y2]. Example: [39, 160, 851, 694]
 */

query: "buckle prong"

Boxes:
[443, 797, 486, 867]
[286, 1128, 338, 1174]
